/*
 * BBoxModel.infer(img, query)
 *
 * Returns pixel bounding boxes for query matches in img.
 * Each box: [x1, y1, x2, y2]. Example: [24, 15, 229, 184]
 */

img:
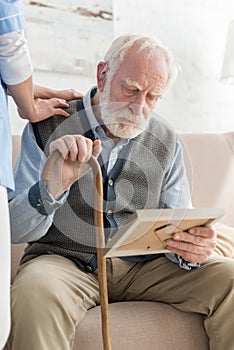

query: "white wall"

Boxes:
[113, 0, 234, 133]
[10, 0, 113, 135]
[10, 0, 234, 134]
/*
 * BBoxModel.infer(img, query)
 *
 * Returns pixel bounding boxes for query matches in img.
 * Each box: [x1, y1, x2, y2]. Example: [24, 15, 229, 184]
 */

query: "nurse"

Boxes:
[0, 1, 81, 347]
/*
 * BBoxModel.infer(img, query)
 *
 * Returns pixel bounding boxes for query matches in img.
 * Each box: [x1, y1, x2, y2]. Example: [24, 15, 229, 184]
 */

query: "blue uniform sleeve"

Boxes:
[8, 123, 69, 243]
[0, 0, 25, 35]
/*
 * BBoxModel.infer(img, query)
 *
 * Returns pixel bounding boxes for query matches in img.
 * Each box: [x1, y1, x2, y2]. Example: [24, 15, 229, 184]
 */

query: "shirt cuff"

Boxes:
[28, 180, 69, 216]
[165, 253, 201, 271]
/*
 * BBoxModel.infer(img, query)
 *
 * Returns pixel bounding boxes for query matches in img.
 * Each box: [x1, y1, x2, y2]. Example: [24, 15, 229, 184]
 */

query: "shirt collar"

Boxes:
[82, 86, 100, 132]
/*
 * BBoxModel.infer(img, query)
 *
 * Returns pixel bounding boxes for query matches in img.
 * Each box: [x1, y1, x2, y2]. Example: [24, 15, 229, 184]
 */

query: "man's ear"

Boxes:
[97, 61, 107, 91]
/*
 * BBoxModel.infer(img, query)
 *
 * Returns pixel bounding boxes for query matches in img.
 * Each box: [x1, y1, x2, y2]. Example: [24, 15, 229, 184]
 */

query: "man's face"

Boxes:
[99, 45, 169, 139]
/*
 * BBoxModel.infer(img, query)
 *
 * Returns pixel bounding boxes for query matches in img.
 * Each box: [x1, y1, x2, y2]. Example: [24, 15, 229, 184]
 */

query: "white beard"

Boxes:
[99, 84, 150, 139]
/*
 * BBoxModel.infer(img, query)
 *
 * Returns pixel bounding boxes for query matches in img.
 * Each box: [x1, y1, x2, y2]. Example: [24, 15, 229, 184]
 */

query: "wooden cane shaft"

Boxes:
[97, 248, 112, 350]
[88, 156, 111, 350]
[41, 151, 112, 350]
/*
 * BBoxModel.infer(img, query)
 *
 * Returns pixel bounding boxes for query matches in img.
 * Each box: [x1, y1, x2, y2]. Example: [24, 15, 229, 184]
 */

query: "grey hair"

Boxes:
[103, 33, 180, 93]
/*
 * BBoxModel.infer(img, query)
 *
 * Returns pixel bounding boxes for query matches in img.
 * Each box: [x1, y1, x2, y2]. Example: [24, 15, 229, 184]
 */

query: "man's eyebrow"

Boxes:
[124, 78, 162, 98]
[149, 91, 162, 98]
[124, 78, 142, 90]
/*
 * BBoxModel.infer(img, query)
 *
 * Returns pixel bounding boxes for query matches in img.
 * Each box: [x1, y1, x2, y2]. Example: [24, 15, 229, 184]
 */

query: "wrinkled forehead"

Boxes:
[114, 45, 170, 93]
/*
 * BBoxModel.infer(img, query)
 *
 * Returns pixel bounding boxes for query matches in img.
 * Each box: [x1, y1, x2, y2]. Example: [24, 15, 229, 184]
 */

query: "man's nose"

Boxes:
[129, 96, 145, 116]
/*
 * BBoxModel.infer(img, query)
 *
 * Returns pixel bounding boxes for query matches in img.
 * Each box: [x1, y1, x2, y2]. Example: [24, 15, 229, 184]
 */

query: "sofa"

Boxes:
[9, 132, 234, 350]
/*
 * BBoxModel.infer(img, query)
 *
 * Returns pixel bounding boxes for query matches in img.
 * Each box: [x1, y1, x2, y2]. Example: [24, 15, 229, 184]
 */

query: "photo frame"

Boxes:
[104, 208, 225, 258]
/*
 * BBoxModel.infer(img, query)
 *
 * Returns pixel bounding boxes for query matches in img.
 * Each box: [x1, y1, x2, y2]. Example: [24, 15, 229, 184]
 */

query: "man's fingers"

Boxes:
[60, 135, 78, 161]
[49, 136, 102, 178]
[167, 239, 214, 255]
[49, 138, 70, 159]
[188, 226, 216, 238]
[76, 136, 89, 162]
[92, 140, 102, 158]
[172, 230, 217, 247]
[166, 246, 210, 264]
[166, 226, 217, 264]
[74, 138, 101, 163]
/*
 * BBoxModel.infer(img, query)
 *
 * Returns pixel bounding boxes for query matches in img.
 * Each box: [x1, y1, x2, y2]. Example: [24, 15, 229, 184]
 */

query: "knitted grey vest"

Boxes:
[21, 98, 177, 269]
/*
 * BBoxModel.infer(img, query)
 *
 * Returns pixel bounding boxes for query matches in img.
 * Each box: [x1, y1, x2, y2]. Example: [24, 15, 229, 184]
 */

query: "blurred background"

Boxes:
[9, 0, 234, 134]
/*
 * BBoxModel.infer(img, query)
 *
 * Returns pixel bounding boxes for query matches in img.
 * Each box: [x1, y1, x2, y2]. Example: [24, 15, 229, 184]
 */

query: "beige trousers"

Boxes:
[6, 252, 234, 350]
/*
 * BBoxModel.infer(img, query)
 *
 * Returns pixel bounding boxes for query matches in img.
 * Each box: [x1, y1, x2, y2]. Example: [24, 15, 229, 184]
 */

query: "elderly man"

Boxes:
[7, 34, 234, 350]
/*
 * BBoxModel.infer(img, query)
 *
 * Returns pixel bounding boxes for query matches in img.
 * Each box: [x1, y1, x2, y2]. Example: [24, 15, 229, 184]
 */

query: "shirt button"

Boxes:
[36, 199, 42, 207]
[106, 210, 113, 217]
[86, 265, 93, 272]
[96, 126, 103, 134]
[108, 179, 113, 187]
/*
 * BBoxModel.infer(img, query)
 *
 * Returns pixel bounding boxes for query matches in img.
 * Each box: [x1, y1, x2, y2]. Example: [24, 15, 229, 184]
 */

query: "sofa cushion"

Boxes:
[75, 301, 209, 350]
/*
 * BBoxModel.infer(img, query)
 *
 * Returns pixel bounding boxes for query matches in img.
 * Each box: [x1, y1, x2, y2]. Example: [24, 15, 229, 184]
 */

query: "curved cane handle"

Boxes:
[41, 150, 61, 181]
[41, 150, 112, 350]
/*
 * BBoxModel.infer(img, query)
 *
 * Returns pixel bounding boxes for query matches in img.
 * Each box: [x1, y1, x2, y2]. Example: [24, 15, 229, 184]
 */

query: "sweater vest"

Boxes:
[21, 98, 177, 269]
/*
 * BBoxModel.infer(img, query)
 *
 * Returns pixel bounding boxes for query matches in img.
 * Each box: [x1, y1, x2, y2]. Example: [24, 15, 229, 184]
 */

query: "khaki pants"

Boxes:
[6, 252, 234, 350]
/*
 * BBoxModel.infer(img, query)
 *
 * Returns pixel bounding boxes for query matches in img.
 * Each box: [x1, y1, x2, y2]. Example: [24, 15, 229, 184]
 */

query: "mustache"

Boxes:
[111, 105, 145, 125]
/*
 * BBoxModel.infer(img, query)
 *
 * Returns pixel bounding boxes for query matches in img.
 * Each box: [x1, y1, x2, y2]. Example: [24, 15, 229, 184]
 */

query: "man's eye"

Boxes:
[147, 95, 156, 101]
[123, 87, 137, 95]
[147, 95, 159, 103]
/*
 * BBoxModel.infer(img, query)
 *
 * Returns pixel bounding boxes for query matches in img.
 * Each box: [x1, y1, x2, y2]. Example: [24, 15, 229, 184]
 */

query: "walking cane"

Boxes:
[41, 150, 112, 350]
